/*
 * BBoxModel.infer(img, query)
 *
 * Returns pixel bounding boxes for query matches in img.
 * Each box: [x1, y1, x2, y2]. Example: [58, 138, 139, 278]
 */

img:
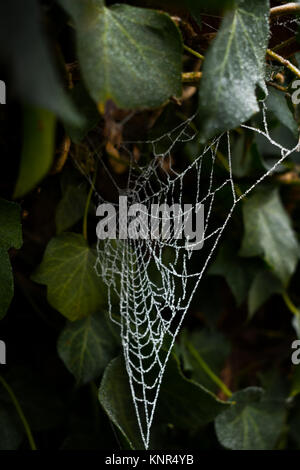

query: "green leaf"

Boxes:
[31, 233, 106, 321]
[179, 329, 231, 394]
[240, 187, 299, 286]
[57, 312, 117, 385]
[266, 86, 298, 138]
[0, 199, 22, 319]
[0, 0, 82, 125]
[209, 242, 257, 306]
[14, 106, 56, 199]
[99, 354, 228, 449]
[0, 404, 23, 450]
[248, 269, 283, 318]
[231, 134, 265, 178]
[215, 387, 286, 450]
[198, 0, 269, 140]
[56, 176, 90, 234]
[59, 0, 182, 110]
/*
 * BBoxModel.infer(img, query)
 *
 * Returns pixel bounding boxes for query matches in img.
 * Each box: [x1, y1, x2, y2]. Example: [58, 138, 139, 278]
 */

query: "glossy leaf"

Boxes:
[198, 0, 269, 140]
[59, 0, 182, 110]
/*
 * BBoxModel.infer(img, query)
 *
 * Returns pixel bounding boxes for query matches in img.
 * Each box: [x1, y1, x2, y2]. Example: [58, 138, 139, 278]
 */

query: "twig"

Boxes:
[267, 48, 300, 79]
[182, 71, 202, 85]
[270, 3, 300, 18]
[267, 81, 288, 92]
[51, 135, 71, 174]
[183, 45, 205, 61]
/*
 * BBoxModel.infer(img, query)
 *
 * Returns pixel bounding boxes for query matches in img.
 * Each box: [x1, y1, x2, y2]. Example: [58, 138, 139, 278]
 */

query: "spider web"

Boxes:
[73, 100, 298, 449]
[71, 14, 300, 449]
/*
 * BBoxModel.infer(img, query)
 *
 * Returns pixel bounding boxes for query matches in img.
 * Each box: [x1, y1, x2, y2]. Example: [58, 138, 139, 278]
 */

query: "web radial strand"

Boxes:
[90, 99, 300, 449]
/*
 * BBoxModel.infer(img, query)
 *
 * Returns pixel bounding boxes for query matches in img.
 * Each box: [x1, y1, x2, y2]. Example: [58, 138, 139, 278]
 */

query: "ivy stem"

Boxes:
[0, 375, 37, 450]
[282, 291, 300, 317]
[267, 48, 300, 79]
[270, 3, 300, 18]
[82, 169, 97, 241]
[182, 48, 300, 84]
[186, 342, 233, 398]
[182, 71, 202, 85]
[183, 45, 205, 61]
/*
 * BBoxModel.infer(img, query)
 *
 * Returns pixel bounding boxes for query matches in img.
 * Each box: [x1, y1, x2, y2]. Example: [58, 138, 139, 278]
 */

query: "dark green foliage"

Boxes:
[1, 0, 300, 452]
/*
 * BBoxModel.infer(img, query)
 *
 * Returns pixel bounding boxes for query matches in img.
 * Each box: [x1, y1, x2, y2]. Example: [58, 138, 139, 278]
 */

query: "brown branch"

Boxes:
[267, 48, 300, 79]
[270, 3, 300, 18]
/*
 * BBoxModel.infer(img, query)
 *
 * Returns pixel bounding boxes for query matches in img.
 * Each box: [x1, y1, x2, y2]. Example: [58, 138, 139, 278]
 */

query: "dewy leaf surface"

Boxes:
[198, 0, 270, 140]
[59, 0, 182, 109]
[215, 387, 285, 450]
[32, 233, 106, 321]
[239, 187, 299, 286]
[99, 355, 228, 449]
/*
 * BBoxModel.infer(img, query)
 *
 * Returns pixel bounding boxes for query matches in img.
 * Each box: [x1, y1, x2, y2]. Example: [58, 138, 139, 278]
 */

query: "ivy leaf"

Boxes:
[99, 354, 228, 449]
[0, 199, 22, 320]
[248, 269, 283, 318]
[0, 0, 82, 125]
[179, 329, 231, 394]
[240, 187, 299, 286]
[266, 86, 299, 138]
[57, 312, 117, 385]
[231, 134, 266, 178]
[215, 387, 285, 450]
[56, 179, 90, 234]
[58, 0, 182, 110]
[198, 0, 269, 140]
[14, 106, 56, 199]
[209, 242, 258, 306]
[31, 233, 106, 321]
